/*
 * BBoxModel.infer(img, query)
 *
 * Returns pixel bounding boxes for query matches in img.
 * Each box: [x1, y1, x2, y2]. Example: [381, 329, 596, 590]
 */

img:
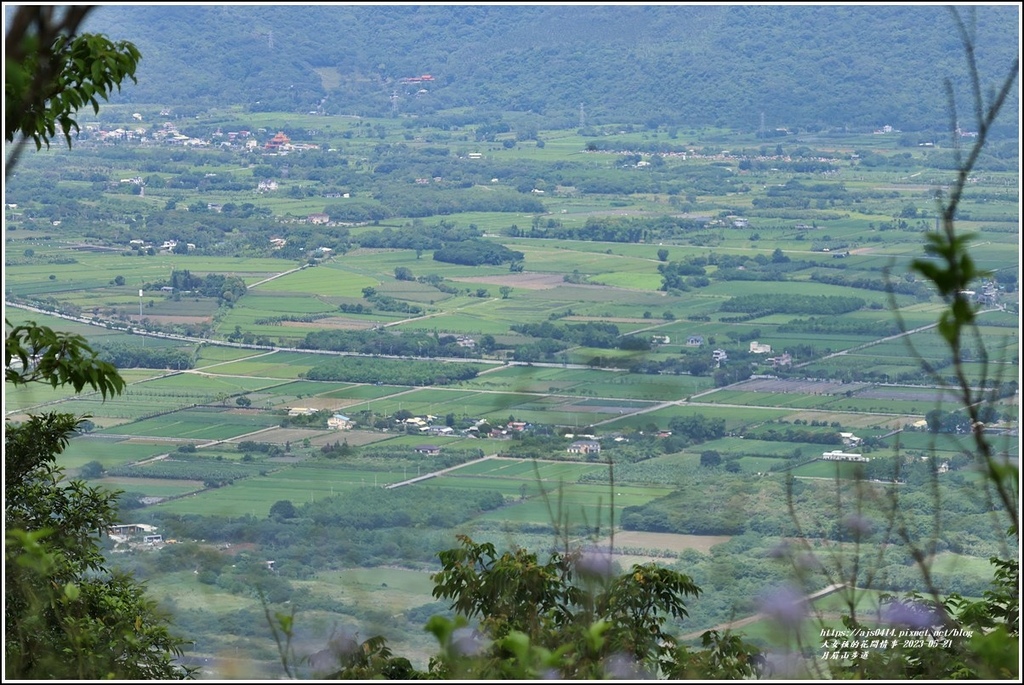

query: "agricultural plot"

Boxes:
[195, 345, 270, 364]
[790, 460, 874, 479]
[393, 310, 526, 337]
[151, 465, 406, 517]
[469, 366, 712, 402]
[736, 456, 790, 473]
[695, 390, 841, 410]
[797, 355, 930, 383]
[148, 371, 284, 393]
[92, 476, 204, 499]
[458, 365, 613, 393]
[4, 380, 105, 414]
[449, 458, 608, 482]
[98, 407, 282, 441]
[375, 278, 454, 304]
[60, 437, 173, 471]
[700, 436, 838, 460]
[248, 263, 378, 297]
[46, 383, 231, 423]
[597, 530, 734, 556]
[601, 404, 792, 433]
[319, 384, 411, 401]
[191, 351, 329, 379]
[234, 293, 347, 316]
[878, 430, 1012, 457]
[364, 387, 485, 416]
[230, 427, 388, 448]
[259, 379, 356, 398]
[695, 379, 947, 419]
[467, 480, 673, 528]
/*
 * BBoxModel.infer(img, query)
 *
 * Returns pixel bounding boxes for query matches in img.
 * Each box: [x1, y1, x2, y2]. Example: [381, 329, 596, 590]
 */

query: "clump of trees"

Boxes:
[145, 269, 247, 303]
[433, 238, 524, 266]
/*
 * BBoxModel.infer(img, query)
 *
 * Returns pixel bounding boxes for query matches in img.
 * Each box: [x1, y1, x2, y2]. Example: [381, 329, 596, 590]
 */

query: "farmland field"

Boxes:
[98, 407, 283, 440]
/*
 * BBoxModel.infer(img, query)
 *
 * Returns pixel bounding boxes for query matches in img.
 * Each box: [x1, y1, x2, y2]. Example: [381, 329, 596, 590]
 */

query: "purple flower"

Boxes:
[795, 552, 823, 571]
[842, 513, 874, 536]
[604, 652, 652, 680]
[451, 626, 488, 657]
[576, 546, 615, 581]
[880, 599, 941, 629]
[308, 631, 359, 674]
[761, 649, 806, 679]
[758, 584, 808, 631]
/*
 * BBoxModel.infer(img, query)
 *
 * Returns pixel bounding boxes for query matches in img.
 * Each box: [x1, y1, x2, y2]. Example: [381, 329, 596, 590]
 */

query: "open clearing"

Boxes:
[599, 530, 733, 554]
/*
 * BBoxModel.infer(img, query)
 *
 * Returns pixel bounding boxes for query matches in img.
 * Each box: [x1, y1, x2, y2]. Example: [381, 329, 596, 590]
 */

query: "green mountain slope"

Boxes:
[78, 4, 1019, 132]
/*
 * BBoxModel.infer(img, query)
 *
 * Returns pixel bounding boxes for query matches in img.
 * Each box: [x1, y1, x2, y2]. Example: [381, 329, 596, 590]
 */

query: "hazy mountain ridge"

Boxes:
[70, 4, 1019, 132]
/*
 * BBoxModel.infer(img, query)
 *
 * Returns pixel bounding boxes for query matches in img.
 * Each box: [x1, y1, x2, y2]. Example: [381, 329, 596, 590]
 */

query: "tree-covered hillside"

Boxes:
[77, 4, 1019, 133]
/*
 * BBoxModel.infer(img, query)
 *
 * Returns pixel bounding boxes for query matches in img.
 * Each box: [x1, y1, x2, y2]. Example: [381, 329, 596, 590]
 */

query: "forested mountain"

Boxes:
[77, 4, 1019, 133]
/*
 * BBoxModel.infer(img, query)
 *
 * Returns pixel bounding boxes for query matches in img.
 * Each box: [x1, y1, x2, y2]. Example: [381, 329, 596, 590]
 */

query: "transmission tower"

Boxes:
[579, 102, 585, 128]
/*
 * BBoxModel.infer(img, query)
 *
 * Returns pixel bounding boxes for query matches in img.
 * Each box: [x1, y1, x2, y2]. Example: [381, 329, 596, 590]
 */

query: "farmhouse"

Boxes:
[107, 523, 156, 538]
[749, 341, 772, 354]
[685, 335, 703, 346]
[307, 213, 330, 225]
[327, 414, 352, 430]
[821, 450, 869, 463]
[567, 440, 601, 455]
[108, 524, 162, 545]
[427, 425, 454, 436]
[404, 417, 428, 430]
[414, 444, 441, 455]
[288, 407, 318, 417]
[839, 432, 863, 447]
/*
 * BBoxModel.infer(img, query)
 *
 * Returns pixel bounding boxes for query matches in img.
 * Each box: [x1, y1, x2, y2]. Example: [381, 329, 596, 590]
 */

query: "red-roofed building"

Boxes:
[264, 131, 291, 150]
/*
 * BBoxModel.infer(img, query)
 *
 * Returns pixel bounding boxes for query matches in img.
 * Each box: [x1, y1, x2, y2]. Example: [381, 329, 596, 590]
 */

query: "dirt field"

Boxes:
[141, 315, 211, 325]
[280, 397, 363, 411]
[600, 530, 732, 556]
[280, 317, 377, 330]
[448, 273, 566, 289]
[236, 427, 391, 448]
[732, 378, 872, 395]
